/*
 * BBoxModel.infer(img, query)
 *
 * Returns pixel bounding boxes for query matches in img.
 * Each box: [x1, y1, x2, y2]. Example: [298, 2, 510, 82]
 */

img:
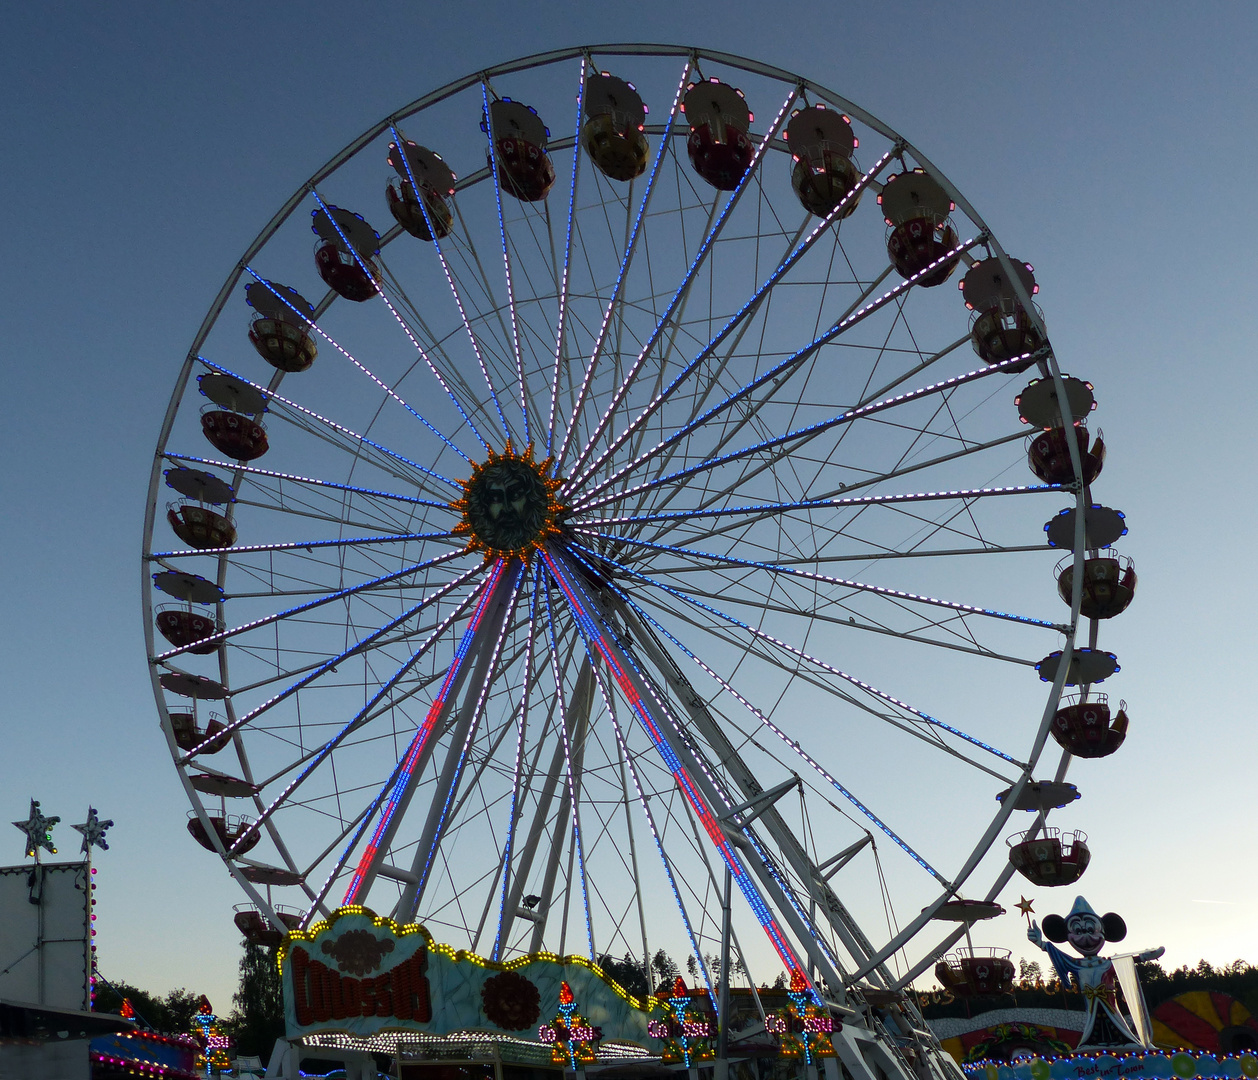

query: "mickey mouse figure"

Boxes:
[1027, 895, 1165, 1048]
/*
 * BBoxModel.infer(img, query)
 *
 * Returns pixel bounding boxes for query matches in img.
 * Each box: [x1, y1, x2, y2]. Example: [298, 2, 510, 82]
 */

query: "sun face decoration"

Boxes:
[452, 442, 565, 562]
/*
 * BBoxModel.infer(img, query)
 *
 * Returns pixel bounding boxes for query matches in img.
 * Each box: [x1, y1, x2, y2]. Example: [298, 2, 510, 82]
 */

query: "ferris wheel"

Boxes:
[142, 45, 1130, 1006]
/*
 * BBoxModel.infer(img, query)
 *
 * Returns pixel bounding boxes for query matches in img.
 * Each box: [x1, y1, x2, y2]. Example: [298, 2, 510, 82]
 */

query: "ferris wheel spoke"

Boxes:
[195, 357, 462, 495]
[570, 148, 899, 494]
[580, 483, 1056, 535]
[570, 544, 1026, 775]
[544, 56, 589, 456]
[567, 86, 802, 483]
[175, 562, 485, 767]
[555, 56, 695, 468]
[493, 641, 586, 958]
[489, 562, 545, 957]
[572, 348, 1038, 515]
[572, 245, 979, 512]
[572, 258, 902, 506]
[394, 563, 528, 920]
[633, 329, 979, 535]
[579, 613, 723, 995]
[635, 427, 1028, 556]
[617, 567, 1037, 668]
[148, 528, 461, 561]
[245, 260, 472, 464]
[163, 454, 453, 517]
[387, 122, 520, 453]
[542, 582, 596, 959]
[544, 547, 831, 985]
[568, 532, 1060, 633]
[151, 548, 468, 662]
[342, 558, 520, 907]
[479, 84, 533, 443]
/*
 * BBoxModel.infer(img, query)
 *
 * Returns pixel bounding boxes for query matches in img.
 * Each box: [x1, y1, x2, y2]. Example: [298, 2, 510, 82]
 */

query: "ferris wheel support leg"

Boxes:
[544, 549, 843, 993]
[394, 566, 525, 919]
[605, 593, 889, 993]
[346, 562, 519, 908]
[528, 657, 595, 954]
[495, 693, 580, 954]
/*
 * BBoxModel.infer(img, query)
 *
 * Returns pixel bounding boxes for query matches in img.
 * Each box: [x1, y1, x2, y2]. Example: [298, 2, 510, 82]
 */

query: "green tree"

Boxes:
[651, 949, 680, 993]
[598, 953, 650, 999]
[164, 988, 204, 1032]
[229, 940, 286, 1062]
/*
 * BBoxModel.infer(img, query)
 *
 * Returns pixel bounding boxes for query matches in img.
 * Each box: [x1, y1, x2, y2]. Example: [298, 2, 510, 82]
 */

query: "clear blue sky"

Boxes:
[2, 3, 1256, 1013]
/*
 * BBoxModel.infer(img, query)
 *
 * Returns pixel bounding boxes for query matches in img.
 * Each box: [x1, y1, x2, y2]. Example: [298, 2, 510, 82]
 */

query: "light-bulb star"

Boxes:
[13, 799, 59, 858]
[72, 807, 113, 854]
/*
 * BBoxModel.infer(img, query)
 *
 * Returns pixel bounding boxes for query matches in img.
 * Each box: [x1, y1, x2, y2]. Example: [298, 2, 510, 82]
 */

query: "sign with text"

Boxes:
[279, 907, 663, 1047]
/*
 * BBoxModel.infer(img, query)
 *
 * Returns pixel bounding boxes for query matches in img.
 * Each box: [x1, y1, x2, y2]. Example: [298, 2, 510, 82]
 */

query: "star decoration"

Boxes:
[13, 799, 59, 858]
[72, 807, 113, 854]
[1016, 896, 1035, 919]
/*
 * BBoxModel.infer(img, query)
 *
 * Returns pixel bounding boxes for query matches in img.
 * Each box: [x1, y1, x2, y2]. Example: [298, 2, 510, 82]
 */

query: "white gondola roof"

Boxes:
[878, 169, 953, 226]
[683, 79, 751, 132]
[584, 72, 646, 128]
[387, 140, 456, 194]
[786, 105, 856, 159]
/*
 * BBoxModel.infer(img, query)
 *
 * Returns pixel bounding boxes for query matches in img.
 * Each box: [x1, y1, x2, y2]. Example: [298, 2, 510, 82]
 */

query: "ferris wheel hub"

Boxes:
[452, 443, 565, 561]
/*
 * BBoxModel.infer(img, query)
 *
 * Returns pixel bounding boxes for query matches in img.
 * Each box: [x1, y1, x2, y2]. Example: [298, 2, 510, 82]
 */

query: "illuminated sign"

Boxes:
[279, 906, 663, 1049]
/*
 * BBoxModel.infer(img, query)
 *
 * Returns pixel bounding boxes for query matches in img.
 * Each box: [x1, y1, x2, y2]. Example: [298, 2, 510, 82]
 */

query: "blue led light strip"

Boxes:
[410, 559, 526, 909]
[225, 564, 489, 854]
[149, 528, 457, 561]
[561, 548, 869, 983]
[153, 547, 468, 664]
[479, 84, 532, 445]
[567, 145, 897, 496]
[492, 562, 543, 960]
[554, 58, 694, 467]
[542, 582, 596, 960]
[196, 357, 461, 490]
[183, 562, 483, 762]
[385, 126, 512, 445]
[344, 558, 509, 904]
[390, 126, 504, 454]
[569, 530, 1060, 629]
[541, 548, 806, 975]
[570, 538, 1024, 767]
[244, 261, 471, 463]
[579, 483, 1057, 530]
[545, 55, 587, 457]
[566, 85, 801, 483]
[165, 454, 453, 509]
[573, 346, 1040, 514]
[568, 540, 1020, 846]
[570, 235, 993, 510]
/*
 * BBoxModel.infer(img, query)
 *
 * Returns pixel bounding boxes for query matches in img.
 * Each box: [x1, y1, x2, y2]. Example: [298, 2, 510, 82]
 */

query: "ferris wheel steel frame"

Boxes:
[142, 43, 1100, 1015]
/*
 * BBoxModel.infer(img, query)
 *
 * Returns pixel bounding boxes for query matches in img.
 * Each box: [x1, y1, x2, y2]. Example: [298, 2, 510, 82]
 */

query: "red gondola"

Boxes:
[878, 170, 960, 286]
[484, 99, 555, 202]
[1008, 828, 1090, 886]
[1051, 694, 1129, 758]
[187, 812, 260, 855]
[683, 79, 754, 191]
[1028, 425, 1105, 485]
[1056, 552, 1137, 619]
[312, 205, 380, 301]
